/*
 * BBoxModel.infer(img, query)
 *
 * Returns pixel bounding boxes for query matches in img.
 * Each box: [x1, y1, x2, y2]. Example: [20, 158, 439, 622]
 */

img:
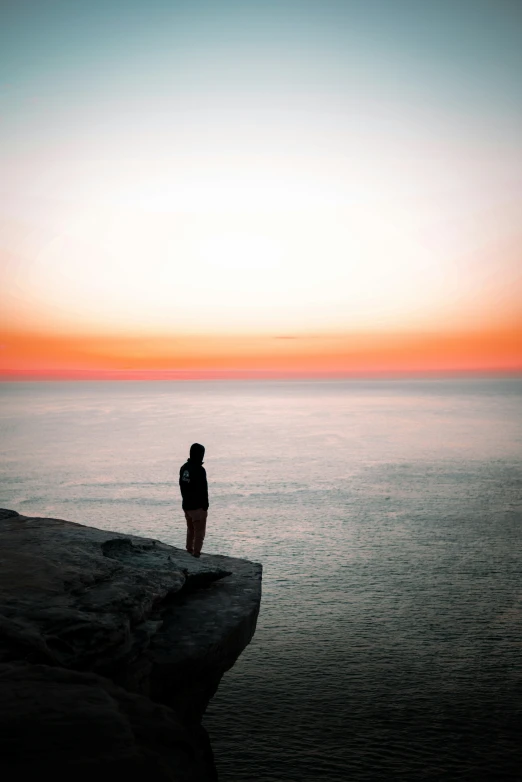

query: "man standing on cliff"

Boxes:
[179, 443, 209, 558]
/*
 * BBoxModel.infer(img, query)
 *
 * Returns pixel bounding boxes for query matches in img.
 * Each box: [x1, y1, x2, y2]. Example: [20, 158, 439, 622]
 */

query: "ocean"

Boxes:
[1, 378, 521, 780]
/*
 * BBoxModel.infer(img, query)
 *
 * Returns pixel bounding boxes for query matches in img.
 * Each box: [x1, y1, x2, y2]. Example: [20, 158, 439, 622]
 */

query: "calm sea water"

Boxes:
[1, 379, 522, 781]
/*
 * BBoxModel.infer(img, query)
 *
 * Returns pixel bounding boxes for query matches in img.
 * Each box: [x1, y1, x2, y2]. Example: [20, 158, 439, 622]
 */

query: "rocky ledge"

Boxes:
[0, 509, 262, 781]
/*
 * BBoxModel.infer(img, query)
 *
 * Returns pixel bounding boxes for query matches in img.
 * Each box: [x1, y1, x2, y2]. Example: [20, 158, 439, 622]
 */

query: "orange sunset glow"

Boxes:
[2, 324, 521, 379]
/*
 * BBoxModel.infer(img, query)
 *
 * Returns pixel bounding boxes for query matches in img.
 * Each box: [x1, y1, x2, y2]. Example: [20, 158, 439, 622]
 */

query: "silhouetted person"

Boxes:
[179, 443, 209, 558]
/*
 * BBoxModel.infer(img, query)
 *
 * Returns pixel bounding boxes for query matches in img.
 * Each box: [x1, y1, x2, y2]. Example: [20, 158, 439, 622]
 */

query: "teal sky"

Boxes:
[3, 0, 521, 152]
[1, 0, 521, 338]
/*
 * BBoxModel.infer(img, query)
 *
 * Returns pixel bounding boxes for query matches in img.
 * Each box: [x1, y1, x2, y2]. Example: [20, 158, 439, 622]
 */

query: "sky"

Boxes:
[1, 0, 521, 377]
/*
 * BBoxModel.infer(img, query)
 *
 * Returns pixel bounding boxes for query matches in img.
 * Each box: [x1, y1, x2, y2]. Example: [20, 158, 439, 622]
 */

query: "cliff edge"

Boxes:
[0, 508, 262, 781]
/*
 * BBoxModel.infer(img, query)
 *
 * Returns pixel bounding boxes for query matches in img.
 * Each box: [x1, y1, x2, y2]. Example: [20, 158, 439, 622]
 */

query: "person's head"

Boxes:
[189, 442, 205, 463]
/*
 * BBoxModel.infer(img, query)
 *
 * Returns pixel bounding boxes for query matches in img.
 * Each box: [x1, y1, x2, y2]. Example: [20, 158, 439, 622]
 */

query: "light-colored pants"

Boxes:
[184, 508, 208, 555]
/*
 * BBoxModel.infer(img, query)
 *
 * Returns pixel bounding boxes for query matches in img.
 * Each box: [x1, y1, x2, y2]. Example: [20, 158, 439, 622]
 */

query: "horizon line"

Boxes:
[1, 368, 521, 382]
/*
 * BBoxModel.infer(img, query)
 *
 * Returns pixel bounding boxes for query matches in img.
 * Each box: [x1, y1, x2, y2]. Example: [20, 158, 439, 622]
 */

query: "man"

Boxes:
[179, 442, 209, 558]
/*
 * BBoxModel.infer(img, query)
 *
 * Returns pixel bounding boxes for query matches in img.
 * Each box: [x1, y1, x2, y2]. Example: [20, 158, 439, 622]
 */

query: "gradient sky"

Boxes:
[1, 0, 521, 375]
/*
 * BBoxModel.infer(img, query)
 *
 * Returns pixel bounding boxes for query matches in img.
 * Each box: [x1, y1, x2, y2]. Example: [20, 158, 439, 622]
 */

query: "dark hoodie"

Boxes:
[179, 443, 209, 511]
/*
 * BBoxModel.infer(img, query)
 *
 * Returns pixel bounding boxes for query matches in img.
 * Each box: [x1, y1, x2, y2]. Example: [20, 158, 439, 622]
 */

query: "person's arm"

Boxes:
[179, 466, 188, 501]
[200, 466, 209, 511]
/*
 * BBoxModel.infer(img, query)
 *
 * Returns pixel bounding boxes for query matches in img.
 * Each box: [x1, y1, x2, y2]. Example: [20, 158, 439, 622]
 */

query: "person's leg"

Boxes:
[192, 509, 208, 557]
[185, 511, 195, 554]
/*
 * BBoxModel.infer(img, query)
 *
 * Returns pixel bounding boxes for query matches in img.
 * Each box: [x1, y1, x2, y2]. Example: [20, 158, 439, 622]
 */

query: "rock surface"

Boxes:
[0, 510, 262, 780]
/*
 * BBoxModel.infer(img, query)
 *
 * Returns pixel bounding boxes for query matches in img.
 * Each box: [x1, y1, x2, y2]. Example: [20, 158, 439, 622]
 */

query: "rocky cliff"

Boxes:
[0, 509, 262, 781]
